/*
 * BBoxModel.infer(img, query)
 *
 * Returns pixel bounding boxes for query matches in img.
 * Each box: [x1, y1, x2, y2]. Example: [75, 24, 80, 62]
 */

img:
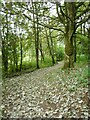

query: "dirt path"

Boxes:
[30, 61, 64, 80]
[2, 61, 88, 118]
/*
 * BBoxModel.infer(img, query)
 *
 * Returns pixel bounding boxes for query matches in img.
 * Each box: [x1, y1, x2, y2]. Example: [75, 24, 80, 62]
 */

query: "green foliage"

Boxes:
[55, 47, 64, 61]
[76, 35, 88, 56]
[1, 2, 89, 76]
[40, 56, 52, 68]
[22, 60, 36, 70]
[77, 66, 88, 87]
[0, 54, 2, 81]
[63, 63, 88, 91]
[78, 78, 88, 87]
[77, 54, 88, 63]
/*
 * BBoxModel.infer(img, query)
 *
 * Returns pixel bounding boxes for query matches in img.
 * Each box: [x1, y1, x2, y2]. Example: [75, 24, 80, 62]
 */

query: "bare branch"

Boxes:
[76, 2, 85, 9]
[56, 3, 65, 26]
[76, 14, 90, 30]
[23, 13, 64, 33]
[76, 3, 90, 20]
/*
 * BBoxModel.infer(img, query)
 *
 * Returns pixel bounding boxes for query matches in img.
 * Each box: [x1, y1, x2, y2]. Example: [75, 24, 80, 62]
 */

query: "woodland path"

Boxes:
[2, 61, 89, 118]
[29, 61, 64, 80]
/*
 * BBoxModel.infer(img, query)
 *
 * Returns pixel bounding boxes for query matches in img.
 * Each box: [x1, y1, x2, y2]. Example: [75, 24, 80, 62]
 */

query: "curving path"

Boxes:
[2, 61, 89, 118]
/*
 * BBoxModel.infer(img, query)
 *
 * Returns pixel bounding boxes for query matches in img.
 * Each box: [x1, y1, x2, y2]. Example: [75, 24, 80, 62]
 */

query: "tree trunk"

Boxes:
[14, 23, 18, 72]
[32, 2, 40, 69]
[64, 2, 76, 68]
[20, 37, 23, 71]
[2, 14, 9, 75]
[2, 40, 8, 73]
[88, 20, 90, 65]
[74, 35, 77, 62]
[46, 29, 55, 65]
[81, 17, 83, 34]
[40, 41, 44, 63]
[49, 29, 55, 65]
[64, 38, 74, 68]
[35, 3, 39, 69]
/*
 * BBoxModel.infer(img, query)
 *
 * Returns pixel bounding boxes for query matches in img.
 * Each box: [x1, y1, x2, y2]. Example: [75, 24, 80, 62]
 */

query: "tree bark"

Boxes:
[64, 2, 76, 68]
[46, 29, 55, 65]
[20, 36, 23, 71]
[74, 35, 77, 62]
[64, 36, 74, 68]
[49, 29, 55, 65]
[34, 2, 39, 69]
[2, 14, 9, 75]
[39, 41, 44, 63]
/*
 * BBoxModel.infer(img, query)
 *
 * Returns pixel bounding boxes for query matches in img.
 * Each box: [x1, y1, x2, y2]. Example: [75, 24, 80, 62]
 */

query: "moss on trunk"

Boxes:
[64, 37, 74, 68]
[64, 54, 74, 68]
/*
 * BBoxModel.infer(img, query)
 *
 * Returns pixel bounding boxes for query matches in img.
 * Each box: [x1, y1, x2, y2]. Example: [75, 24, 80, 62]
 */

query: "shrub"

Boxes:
[56, 47, 64, 61]
[40, 56, 52, 68]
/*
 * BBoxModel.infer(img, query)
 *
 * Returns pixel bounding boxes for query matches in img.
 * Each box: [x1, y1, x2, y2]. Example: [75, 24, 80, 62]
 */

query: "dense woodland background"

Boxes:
[1, 1, 90, 77]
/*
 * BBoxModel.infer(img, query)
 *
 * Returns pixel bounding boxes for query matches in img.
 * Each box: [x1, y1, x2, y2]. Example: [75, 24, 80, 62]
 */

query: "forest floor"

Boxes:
[1, 61, 89, 118]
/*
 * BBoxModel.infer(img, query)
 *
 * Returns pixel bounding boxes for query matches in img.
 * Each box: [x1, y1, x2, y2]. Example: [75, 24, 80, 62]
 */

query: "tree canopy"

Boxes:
[1, 1, 90, 76]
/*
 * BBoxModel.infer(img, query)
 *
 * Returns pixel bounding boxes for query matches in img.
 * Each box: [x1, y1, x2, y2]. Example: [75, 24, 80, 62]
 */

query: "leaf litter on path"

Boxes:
[2, 62, 89, 118]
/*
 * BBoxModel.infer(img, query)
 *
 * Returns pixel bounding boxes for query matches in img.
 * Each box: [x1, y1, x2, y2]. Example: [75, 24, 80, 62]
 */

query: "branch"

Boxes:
[76, 14, 90, 29]
[23, 14, 64, 33]
[56, 3, 73, 24]
[76, 2, 84, 9]
[76, 3, 90, 20]
[56, 3, 65, 26]
[26, 7, 59, 22]
[19, 3, 59, 21]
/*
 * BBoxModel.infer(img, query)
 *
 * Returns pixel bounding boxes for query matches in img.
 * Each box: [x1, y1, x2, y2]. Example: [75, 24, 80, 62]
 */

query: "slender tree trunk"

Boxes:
[33, 2, 40, 69]
[15, 57, 18, 72]
[74, 35, 77, 62]
[81, 17, 83, 34]
[88, 20, 90, 64]
[87, 19, 90, 115]
[83, 22, 86, 35]
[12, 42, 17, 72]
[49, 29, 55, 64]
[2, 41, 8, 73]
[14, 23, 18, 72]
[20, 37, 23, 71]
[46, 29, 55, 65]
[40, 41, 44, 63]
[36, 5, 39, 69]
[2, 14, 9, 74]
[36, 24, 39, 69]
